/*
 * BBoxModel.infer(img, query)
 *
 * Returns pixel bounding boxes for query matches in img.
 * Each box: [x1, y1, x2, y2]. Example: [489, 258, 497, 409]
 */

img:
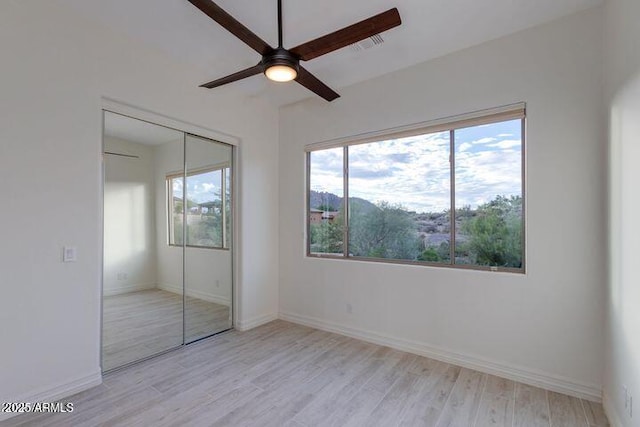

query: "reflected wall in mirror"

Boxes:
[102, 111, 234, 371]
[102, 112, 184, 371]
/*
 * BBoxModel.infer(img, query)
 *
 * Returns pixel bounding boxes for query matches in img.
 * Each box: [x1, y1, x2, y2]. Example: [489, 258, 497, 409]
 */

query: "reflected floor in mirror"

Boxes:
[102, 289, 230, 371]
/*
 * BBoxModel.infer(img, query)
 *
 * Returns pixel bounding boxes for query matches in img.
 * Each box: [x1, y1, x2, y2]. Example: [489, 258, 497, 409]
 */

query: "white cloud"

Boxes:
[487, 139, 521, 149]
[346, 132, 451, 212]
[311, 130, 521, 213]
[471, 137, 497, 145]
[458, 142, 472, 152]
[310, 147, 344, 195]
[455, 149, 521, 207]
[201, 183, 217, 192]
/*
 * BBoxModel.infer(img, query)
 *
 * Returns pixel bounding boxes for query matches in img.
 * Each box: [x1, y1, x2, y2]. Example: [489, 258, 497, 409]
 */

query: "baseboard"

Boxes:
[603, 391, 624, 427]
[236, 313, 278, 331]
[157, 283, 231, 307]
[103, 282, 155, 296]
[0, 371, 102, 422]
[279, 311, 602, 403]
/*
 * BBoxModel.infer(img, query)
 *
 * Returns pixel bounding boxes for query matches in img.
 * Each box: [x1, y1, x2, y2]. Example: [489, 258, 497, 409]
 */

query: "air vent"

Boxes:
[349, 34, 384, 52]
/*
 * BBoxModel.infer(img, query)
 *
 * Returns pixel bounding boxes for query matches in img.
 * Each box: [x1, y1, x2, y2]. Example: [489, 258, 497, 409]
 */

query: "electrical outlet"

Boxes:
[215, 279, 220, 288]
[346, 303, 353, 314]
[117, 272, 128, 281]
[624, 386, 629, 408]
[623, 386, 633, 418]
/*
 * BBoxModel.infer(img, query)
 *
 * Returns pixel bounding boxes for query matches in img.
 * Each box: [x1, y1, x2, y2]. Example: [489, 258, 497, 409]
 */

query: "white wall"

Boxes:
[0, 0, 279, 412]
[103, 137, 157, 296]
[279, 7, 606, 400]
[604, 0, 640, 424]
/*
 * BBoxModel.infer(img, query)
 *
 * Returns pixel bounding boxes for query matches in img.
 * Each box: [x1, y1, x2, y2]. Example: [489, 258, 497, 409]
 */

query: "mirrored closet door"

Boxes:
[184, 134, 233, 343]
[102, 111, 234, 372]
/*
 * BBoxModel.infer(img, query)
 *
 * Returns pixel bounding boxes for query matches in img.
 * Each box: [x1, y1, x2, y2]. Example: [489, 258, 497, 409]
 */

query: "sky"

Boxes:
[310, 119, 522, 213]
[172, 169, 222, 204]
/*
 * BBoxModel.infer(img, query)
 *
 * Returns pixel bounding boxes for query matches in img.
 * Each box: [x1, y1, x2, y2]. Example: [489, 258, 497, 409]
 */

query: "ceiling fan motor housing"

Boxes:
[262, 48, 300, 74]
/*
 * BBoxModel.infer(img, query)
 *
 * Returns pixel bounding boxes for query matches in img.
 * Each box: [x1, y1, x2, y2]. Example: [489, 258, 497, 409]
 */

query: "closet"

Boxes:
[102, 111, 233, 371]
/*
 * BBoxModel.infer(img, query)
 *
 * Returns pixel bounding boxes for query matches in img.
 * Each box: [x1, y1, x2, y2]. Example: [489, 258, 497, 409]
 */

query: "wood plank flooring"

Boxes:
[3, 320, 608, 427]
[102, 289, 230, 371]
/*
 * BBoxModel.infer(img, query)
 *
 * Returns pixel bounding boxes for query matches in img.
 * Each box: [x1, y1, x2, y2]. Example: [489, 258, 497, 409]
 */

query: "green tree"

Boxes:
[349, 201, 420, 259]
[310, 217, 343, 254]
[417, 247, 441, 262]
[188, 215, 221, 247]
[461, 195, 522, 267]
[316, 203, 338, 212]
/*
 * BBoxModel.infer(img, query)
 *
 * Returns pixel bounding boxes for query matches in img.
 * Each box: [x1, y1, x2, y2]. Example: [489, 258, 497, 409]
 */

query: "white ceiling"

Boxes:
[61, 0, 602, 106]
[104, 111, 183, 145]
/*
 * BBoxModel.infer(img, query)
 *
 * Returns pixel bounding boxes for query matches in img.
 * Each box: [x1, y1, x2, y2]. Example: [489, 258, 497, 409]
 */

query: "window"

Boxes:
[168, 165, 231, 249]
[307, 105, 525, 272]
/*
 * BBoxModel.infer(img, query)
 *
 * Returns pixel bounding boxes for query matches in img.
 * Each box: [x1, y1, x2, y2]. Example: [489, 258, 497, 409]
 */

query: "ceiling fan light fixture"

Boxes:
[263, 48, 299, 83]
[265, 64, 297, 82]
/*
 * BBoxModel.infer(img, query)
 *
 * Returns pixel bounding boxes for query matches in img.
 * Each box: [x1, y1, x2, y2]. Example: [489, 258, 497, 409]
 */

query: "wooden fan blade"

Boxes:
[188, 0, 273, 55]
[290, 8, 401, 61]
[295, 66, 340, 102]
[200, 63, 264, 89]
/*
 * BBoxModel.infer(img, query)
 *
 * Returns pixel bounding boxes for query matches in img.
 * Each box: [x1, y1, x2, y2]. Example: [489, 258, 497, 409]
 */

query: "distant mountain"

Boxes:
[348, 197, 378, 215]
[309, 190, 377, 213]
[309, 191, 342, 211]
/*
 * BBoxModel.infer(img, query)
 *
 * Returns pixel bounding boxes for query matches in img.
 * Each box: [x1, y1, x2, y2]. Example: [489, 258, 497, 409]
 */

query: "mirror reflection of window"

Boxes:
[167, 167, 230, 249]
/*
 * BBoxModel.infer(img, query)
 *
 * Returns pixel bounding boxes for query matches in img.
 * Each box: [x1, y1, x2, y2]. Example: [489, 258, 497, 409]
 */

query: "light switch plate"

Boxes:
[63, 246, 77, 262]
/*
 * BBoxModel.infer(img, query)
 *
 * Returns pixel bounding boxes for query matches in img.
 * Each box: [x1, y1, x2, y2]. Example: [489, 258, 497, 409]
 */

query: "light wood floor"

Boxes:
[4, 320, 608, 427]
[102, 289, 230, 371]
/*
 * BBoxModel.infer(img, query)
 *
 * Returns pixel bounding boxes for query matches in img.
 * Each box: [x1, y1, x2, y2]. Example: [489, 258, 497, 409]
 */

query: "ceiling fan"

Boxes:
[187, 0, 402, 101]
